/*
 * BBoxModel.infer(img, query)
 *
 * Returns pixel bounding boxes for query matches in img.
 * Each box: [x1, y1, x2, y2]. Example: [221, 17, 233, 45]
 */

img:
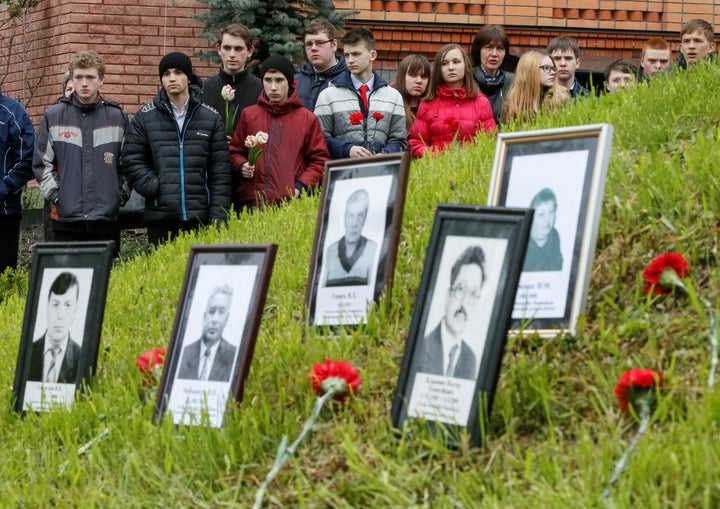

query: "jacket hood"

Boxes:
[299, 55, 347, 80]
[257, 88, 304, 115]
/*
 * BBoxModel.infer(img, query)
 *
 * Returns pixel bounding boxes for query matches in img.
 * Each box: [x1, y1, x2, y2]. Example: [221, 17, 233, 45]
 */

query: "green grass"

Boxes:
[2, 62, 720, 507]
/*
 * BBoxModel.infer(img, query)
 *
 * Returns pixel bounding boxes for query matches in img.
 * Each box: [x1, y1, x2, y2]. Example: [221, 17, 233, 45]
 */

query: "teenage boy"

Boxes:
[547, 36, 590, 98]
[200, 23, 263, 134]
[0, 85, 34, 273]
[640, 37, 672, 81]
[33, 50, 128, 255]
[294, 19, 347, 111]
[677, 18, 715, 69]
[122, 52, 231, 247]
[314, 27, 406, 159]
[603, 59, 637, 94]
[229, 55, 329, 211]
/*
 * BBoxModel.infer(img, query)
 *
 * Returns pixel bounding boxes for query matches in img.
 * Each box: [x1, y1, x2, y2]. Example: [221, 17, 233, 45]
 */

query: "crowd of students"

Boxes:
[0, 18, 715, 275]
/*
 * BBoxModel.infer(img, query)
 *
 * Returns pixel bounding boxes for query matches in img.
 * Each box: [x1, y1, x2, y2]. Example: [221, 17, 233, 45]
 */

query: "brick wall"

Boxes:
[0, 0, 717, 125]
[0, 0, 218, 125]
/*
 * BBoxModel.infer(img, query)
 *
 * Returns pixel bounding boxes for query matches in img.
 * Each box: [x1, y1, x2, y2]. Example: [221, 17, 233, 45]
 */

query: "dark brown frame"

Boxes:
[391, 205, 533, 447]
[153, 244, 277, 427]
[13, 241, 114, 413]
[305, 152, 410, 329]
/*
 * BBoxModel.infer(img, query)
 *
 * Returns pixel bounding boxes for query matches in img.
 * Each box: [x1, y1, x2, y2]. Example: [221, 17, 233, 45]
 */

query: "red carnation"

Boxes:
[309, 359, 361, 401]
[136, 348, 166, 375]
[614, 368, 663, 413]
[444, 116, 460, 132]
[642, 252, 689, 295]
[349, 112, 364, 126]
[372, 111, 384, 121]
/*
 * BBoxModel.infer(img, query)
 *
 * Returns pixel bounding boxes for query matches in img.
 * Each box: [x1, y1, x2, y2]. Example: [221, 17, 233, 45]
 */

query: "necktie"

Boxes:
[359, 84, 369, 112]
[46, 346, 61, 383]
[199, 348, 211, 380]
[445, 344, 458, 376]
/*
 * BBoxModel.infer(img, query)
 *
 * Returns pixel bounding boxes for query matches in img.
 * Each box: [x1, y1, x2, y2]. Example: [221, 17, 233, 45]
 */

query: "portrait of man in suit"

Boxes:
[177, 285, 237, 382]
[419, 245, 486, 380]
[524, 187, 563, 272]
[322, 188, 378, 287]
[28, 271, 82, 384]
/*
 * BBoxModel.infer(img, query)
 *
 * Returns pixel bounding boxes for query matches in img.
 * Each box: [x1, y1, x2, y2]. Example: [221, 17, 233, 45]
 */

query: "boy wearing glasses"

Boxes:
[295, 19, 348, 111]
[547, 36, 590, 98]
[200, 23, 262, 135]
[418, 245, 485, 381]
[314, 27, 406, 159]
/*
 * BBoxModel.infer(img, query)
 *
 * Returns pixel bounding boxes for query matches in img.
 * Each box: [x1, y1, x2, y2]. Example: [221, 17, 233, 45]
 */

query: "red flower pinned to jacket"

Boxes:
[349, 112, 364, 126]
[642, 252, 689, 295]
[444, 116, 460, 133]
[614, 368, 663, 413]
[309, 359, 361, 401]
[372, 112, 384, 121]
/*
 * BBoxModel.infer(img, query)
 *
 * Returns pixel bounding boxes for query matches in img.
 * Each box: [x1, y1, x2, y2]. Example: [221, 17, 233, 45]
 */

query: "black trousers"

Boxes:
[147, 220, 200, 247]
[0, 215, 21, 273]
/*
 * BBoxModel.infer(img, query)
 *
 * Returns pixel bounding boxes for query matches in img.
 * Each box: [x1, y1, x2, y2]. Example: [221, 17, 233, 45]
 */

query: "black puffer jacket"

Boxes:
[121, 86, 231, 224]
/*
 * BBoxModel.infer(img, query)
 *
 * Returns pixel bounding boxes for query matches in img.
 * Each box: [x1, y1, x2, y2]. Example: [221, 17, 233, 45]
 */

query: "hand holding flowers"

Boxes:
[242, 131, 269, 177]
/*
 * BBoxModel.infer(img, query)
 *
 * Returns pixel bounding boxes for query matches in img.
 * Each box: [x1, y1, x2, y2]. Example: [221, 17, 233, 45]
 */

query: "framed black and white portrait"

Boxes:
[154, 244, 277, 428]
[391, 205, 533, 447]
[306, 153, 410, 328]
[488, 124, 613, 336]
[13, 241, 114, 413]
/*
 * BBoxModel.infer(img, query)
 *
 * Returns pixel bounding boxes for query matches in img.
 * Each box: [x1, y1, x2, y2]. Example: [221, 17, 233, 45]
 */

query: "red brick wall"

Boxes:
[0, 0, 218, 125]
[0, 0, 717, 125]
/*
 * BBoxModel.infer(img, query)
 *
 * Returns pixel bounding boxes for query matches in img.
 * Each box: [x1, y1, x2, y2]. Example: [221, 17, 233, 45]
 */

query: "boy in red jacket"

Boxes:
[229, 55, 330, 212]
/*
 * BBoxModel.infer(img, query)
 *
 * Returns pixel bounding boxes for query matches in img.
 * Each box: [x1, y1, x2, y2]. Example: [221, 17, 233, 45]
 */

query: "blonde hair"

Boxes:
[502, 49, 568, 123]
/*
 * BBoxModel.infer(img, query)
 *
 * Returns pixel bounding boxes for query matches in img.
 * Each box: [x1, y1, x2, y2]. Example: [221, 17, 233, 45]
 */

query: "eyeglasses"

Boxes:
[305, 39, 333, 49]
[539, 65, 557, 74]
[450, 283, 482, 305]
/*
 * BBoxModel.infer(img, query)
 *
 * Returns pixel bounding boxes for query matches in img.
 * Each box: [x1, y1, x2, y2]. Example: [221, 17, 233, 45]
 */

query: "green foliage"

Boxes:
[193, 0, 356, 67]
[1, 64, 720, 506]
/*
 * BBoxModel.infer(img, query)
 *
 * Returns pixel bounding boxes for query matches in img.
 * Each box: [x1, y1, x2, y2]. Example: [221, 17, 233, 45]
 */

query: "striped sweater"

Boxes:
[314, 71, 407, 159]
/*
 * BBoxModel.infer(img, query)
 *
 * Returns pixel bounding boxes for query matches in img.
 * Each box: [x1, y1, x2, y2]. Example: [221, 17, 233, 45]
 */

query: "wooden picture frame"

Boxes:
[153, 244, 277, 428]
[487, 123, 613, 336]
[12, 241, 114, 413]
[391, 205, 533, 447]
[305, 152, 410, 328]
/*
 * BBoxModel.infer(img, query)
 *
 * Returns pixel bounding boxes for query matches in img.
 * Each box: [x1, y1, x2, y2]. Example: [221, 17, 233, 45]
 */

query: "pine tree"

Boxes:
[194, 0, 356, 68]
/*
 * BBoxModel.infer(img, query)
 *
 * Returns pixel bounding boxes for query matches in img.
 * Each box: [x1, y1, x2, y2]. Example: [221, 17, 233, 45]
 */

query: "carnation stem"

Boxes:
[700, 297, 718, 388]
[58, 428, 110, 475]
[602, 402, 650, 506]
[252, 389, 338, 509]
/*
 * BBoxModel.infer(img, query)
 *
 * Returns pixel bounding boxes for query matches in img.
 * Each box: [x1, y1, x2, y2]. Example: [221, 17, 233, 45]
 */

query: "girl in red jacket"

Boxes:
[229, 55, 330, 211]
[408, 44, 497, 158]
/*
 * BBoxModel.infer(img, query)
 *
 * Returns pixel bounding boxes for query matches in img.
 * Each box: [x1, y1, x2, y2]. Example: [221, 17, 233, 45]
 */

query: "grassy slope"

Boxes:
[1, 64, 720, 507]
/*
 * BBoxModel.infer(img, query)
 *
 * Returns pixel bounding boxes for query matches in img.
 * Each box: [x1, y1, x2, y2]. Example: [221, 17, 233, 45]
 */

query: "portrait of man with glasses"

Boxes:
[418, 245, 486, 380]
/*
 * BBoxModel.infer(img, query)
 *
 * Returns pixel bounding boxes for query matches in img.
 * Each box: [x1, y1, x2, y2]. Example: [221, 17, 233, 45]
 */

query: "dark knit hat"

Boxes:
[158, 52, 201, 86]
[259, 55, 296, 87]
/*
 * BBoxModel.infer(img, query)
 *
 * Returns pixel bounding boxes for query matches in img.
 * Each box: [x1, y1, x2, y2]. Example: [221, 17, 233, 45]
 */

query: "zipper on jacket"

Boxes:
[263, 117, 277, 198]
